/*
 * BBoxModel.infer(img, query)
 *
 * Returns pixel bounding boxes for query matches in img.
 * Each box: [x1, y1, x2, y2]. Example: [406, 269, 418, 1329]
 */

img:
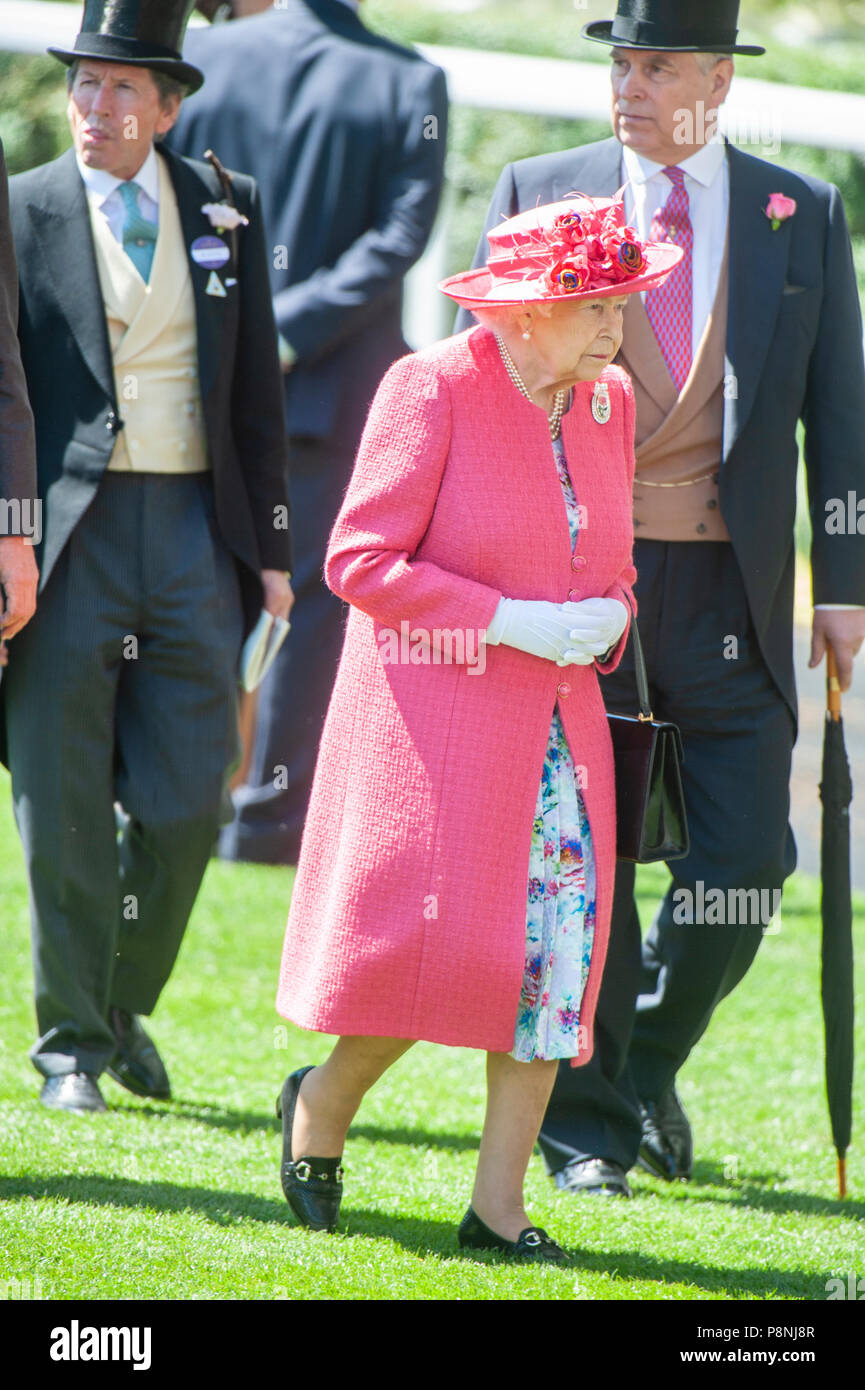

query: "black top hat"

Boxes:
[583, 0, 765, 56]
[49, 0, 205, 93]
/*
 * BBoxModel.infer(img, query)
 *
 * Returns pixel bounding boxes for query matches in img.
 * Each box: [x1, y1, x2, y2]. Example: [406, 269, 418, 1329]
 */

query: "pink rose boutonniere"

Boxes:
[766, 193, 797, 231]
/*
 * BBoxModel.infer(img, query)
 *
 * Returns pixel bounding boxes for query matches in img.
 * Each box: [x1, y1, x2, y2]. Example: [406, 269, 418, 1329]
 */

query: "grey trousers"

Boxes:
[4, 473, 244, 1078]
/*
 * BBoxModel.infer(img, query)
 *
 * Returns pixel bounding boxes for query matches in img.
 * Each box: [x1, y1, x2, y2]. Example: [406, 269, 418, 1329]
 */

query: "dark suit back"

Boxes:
[461, 138, 865, 716]
[169, 0, 448, 442]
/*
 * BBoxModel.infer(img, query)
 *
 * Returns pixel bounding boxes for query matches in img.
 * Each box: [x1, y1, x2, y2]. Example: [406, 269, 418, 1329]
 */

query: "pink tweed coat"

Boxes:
[277, 326, 637, 1060]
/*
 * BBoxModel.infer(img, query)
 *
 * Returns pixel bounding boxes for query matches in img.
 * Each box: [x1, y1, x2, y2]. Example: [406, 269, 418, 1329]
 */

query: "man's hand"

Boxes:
[261, 569, 294, 622]
[0, 536, 39, 640]
[810, 608, 865, 692]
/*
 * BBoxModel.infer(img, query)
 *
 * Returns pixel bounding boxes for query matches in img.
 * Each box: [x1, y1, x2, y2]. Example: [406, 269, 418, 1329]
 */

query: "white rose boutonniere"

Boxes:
[201, 202, 249, 233]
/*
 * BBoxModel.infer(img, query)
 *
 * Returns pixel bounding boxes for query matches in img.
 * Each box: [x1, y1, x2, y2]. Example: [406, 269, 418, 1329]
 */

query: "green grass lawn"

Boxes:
[0, 769, 862, 1302]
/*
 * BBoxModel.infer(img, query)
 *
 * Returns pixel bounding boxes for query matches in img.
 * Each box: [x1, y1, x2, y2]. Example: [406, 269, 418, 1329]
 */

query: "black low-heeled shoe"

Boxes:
[276, 1065, 344, 1232]
[457, 1206, 568, 1264]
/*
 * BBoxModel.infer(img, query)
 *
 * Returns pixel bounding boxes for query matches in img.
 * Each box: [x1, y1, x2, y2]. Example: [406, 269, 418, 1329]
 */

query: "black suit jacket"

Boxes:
[0, 138, 36, 512]
[8, 145, 291, 627]
[168, 0, 448, 444]
[459, 138, 865, 717]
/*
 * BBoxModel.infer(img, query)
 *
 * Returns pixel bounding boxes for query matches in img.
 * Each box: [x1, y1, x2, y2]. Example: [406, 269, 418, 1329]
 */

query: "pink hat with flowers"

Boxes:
[441, 194, 683, 308]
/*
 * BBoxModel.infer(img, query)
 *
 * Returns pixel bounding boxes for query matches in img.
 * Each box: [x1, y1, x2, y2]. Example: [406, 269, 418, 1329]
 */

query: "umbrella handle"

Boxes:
[827, 646, 842, 723]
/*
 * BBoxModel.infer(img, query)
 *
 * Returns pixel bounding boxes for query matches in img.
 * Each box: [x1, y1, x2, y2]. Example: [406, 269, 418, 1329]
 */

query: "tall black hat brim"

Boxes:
[582, 20, 766, 56]
[48, 39, 204, 93]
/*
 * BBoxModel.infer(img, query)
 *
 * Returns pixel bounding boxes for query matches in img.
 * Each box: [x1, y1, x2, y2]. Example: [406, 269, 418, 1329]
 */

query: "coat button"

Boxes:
[568, 588, 579, 601]
[106, 410, 117, 433]
[557, 682, 571, 697]
[696, 522, 707, 534]
[571, 555, 587, 570]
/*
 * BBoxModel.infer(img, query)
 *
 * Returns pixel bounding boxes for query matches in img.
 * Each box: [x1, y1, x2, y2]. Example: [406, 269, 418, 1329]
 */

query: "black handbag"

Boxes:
[606, 607, 689, 864]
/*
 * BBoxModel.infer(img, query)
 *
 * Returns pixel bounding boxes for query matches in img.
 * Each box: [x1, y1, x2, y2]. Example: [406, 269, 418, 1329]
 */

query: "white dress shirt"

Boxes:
[76, 146, 160, 243]
[621, 138, 728, 360]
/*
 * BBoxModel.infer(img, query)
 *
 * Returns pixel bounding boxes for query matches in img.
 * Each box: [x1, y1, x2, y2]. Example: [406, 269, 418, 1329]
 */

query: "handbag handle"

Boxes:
[621, 595, 653, 721]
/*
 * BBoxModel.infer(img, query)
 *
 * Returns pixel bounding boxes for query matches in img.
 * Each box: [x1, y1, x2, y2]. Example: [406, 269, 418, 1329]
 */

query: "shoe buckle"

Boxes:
[523, 1231, 542, 1247]
[292, 1161, 344, 1183]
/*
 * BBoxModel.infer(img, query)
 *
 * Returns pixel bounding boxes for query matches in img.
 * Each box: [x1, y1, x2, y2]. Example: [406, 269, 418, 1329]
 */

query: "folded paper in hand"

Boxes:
[240, 610, 290, 691]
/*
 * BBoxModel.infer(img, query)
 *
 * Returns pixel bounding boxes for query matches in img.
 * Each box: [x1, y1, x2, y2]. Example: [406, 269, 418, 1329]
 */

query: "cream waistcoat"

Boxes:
[620, 237, 730, 542]
[88, 155, 208, 473]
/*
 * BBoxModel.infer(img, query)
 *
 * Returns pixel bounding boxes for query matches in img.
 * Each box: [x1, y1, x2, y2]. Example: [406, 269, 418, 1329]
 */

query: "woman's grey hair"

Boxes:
[471, 304, 530, 332]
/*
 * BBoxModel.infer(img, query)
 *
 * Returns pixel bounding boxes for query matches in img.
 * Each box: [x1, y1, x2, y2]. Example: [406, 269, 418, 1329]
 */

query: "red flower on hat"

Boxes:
[552, 210, 587, 248]
[618, 239, 647, 275]
[544, 255, 591, 295]
[584, 235, 615, 285]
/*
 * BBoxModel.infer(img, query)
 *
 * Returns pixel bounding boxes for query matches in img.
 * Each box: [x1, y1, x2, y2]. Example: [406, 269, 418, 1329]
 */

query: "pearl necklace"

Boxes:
[495, 335, 568, 440]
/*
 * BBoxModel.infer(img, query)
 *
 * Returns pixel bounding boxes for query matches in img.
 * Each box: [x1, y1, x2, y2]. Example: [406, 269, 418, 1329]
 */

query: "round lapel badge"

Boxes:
[190, 235, 231, 269]
[591, 381, 611, 425]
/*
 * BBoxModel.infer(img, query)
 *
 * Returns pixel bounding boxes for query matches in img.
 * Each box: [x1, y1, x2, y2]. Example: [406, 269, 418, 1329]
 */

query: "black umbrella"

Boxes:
[819, 647, 854, 1198]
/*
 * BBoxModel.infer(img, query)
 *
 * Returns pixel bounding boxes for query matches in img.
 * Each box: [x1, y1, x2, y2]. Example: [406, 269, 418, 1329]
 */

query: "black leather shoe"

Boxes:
[554, 1157, 632, 1198]
[106, 1008, 171, 1100]
[638, 1086, 693, 1181]
[276, 1066, 343, 1232]
[457, 1207, 568, 1264]
[40, 1073, 106, 1114]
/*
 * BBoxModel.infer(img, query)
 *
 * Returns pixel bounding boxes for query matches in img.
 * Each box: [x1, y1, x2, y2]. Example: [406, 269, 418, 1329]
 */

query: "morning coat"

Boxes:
[456, 137, 865, 722]
[7, 145, 291, 627]
[277, 327, 637, 1057]
[0, 138, 36, 510]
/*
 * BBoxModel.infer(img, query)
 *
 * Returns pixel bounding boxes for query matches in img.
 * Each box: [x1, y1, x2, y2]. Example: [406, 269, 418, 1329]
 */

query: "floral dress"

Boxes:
[511, 429, 598, 1063]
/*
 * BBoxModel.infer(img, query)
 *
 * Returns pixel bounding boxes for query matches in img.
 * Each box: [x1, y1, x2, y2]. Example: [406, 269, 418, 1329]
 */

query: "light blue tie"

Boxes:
[118, 181, 157, 283]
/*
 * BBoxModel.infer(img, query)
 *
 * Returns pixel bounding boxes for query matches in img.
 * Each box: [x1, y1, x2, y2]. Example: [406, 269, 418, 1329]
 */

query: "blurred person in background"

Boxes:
[3, 0, 292, 1115]
[461, 0, 865, 1196]
[169, 0, 448, 864]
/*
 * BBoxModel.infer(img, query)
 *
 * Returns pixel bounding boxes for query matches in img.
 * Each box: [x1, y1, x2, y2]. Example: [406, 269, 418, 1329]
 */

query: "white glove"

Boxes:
[485, 597, 621, 667]
[565, 597, 629, 664]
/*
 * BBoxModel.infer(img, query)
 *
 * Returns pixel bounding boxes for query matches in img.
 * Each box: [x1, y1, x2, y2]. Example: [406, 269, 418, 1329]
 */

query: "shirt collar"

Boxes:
[621, 136, 726, 191]
[76, 145, 161, 207]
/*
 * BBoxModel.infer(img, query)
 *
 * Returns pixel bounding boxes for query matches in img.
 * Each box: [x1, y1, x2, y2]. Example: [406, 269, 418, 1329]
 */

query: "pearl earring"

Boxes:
[522, 328, 532, 340]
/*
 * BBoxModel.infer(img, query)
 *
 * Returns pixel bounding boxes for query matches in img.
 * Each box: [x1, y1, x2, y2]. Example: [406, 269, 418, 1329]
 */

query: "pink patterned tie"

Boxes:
[645, 166, 693, 391]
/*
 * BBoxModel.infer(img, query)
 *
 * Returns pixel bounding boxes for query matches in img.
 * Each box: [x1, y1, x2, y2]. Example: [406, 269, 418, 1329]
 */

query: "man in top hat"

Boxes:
[0, 137, 38, 658]
[166, 0, 448, 864]
[459, 0, 865, 1192]
[3, 0, 293, 1113]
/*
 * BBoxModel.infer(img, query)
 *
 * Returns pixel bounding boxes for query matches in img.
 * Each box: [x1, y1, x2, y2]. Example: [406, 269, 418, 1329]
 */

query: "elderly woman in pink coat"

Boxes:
[275, 196, 681, 1262]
